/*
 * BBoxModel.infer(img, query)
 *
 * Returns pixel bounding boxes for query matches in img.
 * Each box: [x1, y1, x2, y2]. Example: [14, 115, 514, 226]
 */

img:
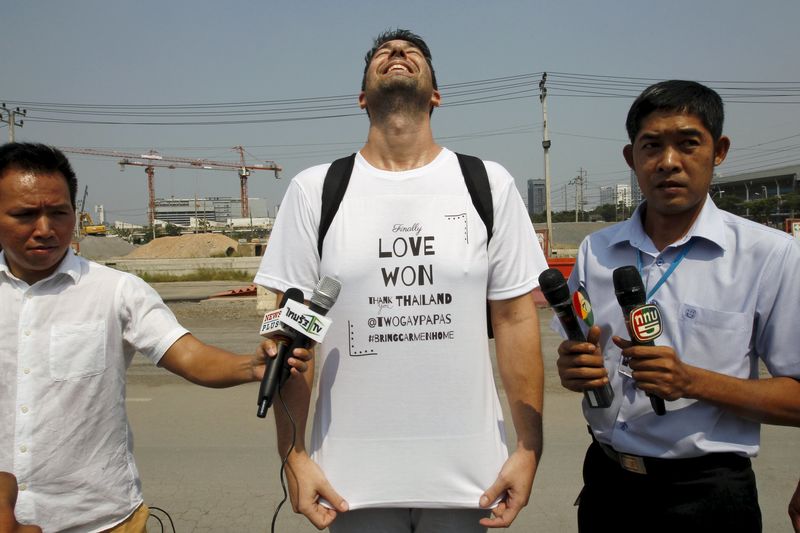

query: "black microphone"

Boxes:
[539, 268, 614, 408]
[612, 265, 667, 416]
[277, 276, 342, 386]
[256, 277, 342, 418]
[257, 288, 304, 418]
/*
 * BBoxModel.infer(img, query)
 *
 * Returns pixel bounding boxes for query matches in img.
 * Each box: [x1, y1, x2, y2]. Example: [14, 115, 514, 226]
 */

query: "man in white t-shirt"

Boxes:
[256, 29, 548, 532]
[0, 142, 309, 532]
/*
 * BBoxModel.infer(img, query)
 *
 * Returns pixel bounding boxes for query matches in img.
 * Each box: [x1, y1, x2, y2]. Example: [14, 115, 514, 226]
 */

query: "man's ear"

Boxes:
[358, 91, 367, 110]
[714, 135, 731, 166]
[623, 144, 635, 169]
[430, 89, 441, 109]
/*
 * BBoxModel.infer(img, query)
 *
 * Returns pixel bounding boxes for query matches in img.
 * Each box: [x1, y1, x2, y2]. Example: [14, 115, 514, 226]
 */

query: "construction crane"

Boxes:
[59, 147, 281, 227]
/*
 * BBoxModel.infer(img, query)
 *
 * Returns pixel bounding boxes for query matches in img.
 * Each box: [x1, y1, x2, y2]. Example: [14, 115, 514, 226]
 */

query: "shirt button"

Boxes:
[619, 422, 629, 431]
[18, 483, 27, 491]
[19, 445, 27, 453]
[20, 406, 29, 414]
[23, 368, 30, 374]
[656, 258, 664, 266]
[24, 330, 31, 336]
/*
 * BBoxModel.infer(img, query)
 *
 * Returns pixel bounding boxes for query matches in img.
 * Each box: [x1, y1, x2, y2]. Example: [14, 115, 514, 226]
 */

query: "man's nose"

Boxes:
[387, 45, 408, 58]
[33, 215, 54, 236]
[657, 146, 681, 173]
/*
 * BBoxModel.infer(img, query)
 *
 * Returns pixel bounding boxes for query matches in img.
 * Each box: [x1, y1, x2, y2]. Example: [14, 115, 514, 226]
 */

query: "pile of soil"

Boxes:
[77, 236, 136, 260]
[124, 233, 239, 259]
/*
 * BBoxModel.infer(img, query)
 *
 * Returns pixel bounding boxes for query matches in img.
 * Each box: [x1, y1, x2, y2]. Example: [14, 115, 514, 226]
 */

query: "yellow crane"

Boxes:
[77, 185, 107, 236]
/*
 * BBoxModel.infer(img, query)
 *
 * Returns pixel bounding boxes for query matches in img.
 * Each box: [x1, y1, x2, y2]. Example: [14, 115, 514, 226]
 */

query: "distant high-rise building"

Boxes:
[527, 179, 546, 215]
[600, 186, 615, 206]
[630, 169, 642, 205]
[599, 184, 632, 207]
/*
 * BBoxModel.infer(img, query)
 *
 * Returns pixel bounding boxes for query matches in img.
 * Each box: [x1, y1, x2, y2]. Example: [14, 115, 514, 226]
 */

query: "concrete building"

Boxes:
[711, 164, 799, 201]
[600, 186, 615, 206]
[154, 197, 271, 227]
[630, 169, 642, 205]
[599, 184, 632, 207]
[527, 178, 546, 215]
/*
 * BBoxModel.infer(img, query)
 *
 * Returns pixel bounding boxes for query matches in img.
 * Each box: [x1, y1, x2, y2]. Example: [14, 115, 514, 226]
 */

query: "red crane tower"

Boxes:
[59, 147, 281, 227]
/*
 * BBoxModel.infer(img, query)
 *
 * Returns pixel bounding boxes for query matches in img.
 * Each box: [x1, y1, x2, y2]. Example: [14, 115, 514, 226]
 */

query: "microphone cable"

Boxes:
[147, 505, 176, 532]
[270, 384, 298, 533]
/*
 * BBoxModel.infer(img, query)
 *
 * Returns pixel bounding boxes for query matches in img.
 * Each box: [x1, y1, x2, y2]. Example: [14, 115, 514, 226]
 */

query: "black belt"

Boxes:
[590, 431, 751, 476]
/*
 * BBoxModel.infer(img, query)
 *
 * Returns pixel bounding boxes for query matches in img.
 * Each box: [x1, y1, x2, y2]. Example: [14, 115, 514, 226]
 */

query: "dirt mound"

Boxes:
[77, 235, 136, 260]
[124, 233, 239, 259]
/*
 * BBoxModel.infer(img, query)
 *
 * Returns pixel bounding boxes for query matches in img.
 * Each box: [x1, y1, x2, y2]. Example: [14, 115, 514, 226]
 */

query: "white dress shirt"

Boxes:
[566, 197, 800, 458]
[0, 250, 188, 532]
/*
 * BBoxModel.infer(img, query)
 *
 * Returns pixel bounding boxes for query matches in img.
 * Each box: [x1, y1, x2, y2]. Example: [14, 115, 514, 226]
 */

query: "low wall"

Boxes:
[101, 256, 263, 276]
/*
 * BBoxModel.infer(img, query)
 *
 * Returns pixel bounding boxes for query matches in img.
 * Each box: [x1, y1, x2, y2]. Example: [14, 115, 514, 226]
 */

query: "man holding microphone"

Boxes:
[556, 80, 800, 532]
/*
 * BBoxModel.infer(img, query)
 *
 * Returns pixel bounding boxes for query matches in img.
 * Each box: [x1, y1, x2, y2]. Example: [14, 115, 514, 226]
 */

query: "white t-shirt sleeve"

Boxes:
[485, 162, 548, 300]
[254, 172, 324, 299]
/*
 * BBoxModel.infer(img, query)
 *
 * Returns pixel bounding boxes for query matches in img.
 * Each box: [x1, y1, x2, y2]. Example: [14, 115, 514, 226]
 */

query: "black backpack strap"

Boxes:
[318, 153, 356, 257]
[456, 153, 493, 244]
[455, 152, 496, 338]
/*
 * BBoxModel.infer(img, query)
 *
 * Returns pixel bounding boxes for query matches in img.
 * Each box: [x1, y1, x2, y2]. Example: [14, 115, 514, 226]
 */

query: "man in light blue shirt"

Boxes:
[556, 80, 800, 532]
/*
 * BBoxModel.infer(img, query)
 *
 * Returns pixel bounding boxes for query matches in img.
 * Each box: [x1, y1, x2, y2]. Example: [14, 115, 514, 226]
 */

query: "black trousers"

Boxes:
[577, 441, 762, 533]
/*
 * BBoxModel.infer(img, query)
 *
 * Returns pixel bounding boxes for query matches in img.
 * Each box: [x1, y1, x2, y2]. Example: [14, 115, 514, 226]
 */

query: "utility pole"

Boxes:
[1, 103, 27, 142]
[539, 73, 553, 256]
[569, 168, 587, 222]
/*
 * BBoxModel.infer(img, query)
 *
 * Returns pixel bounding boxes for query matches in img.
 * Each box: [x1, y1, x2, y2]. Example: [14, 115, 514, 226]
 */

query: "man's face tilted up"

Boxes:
[0, 168, 76, 284]
[359, 39, 441, 117]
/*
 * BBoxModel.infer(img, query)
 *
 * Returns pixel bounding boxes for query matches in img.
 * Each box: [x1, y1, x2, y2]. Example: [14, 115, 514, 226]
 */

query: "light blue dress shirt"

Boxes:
[567, 196, 800, 458]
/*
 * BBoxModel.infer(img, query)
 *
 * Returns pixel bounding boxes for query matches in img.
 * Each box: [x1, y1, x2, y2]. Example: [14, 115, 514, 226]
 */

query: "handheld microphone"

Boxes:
[258, 288, 304, 418]
[256, 277, 342, 418]
[538, 268, 613, 408]
[612, 265, 666, 416]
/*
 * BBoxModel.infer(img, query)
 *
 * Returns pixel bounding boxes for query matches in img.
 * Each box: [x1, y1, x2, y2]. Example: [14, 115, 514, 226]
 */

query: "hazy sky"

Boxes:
[2, 0, 799, 224]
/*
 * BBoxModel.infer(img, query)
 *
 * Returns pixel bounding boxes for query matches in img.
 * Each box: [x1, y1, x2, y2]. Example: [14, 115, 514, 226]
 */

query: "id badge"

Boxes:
[617, 356, 633, 378]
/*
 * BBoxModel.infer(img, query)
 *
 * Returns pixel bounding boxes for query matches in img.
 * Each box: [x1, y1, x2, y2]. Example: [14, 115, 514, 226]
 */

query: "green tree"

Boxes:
[590, 203, 617, 222]
[163, 223, 182, 236]
[714, 195, 745, 216]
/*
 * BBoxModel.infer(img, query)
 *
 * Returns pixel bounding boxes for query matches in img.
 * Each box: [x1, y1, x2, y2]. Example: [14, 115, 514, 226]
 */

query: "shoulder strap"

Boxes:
[455, 153, 495, 338]
[318, 152, 493, 252]
[456, 153, 493, 244]
[318, 153, 356, 257]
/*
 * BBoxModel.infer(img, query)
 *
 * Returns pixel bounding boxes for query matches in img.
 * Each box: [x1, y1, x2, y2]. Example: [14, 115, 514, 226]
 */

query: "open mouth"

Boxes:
[384, 62, 412, 75]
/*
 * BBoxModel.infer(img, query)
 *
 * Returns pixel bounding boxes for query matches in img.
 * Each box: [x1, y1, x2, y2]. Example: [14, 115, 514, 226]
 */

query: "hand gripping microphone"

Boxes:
[257, 277, 342, 418]
[612, 265, 667, 416]
[538, 268, 614, 408]
[258, 288, 304, 417]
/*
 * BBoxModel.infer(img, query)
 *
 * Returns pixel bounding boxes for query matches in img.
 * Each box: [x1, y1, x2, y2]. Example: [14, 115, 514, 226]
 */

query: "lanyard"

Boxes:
[636, 240, 694, 302]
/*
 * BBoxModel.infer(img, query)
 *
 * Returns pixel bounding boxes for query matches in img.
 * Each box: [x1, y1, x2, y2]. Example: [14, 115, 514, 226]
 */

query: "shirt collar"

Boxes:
[0, 247, 82, 286]
[607, 195, 727, 253]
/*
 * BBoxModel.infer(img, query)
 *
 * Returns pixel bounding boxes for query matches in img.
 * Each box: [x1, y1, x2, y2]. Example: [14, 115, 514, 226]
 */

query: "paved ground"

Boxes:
[125, 284, 800, 532]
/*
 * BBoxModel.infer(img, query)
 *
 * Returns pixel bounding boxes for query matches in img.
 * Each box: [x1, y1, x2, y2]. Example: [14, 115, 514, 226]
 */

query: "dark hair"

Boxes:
[361, 28, 438, 92]
[0, 143, 78, 208]
[625, 80, 725, 143]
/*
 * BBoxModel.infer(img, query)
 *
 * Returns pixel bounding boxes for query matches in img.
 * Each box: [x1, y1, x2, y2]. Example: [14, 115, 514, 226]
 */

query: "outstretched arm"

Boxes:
[158, 333, 311, 388]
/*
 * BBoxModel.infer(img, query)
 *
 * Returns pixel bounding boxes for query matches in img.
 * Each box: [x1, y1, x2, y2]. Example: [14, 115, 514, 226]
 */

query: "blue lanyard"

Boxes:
[636, 240, 695, 302]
